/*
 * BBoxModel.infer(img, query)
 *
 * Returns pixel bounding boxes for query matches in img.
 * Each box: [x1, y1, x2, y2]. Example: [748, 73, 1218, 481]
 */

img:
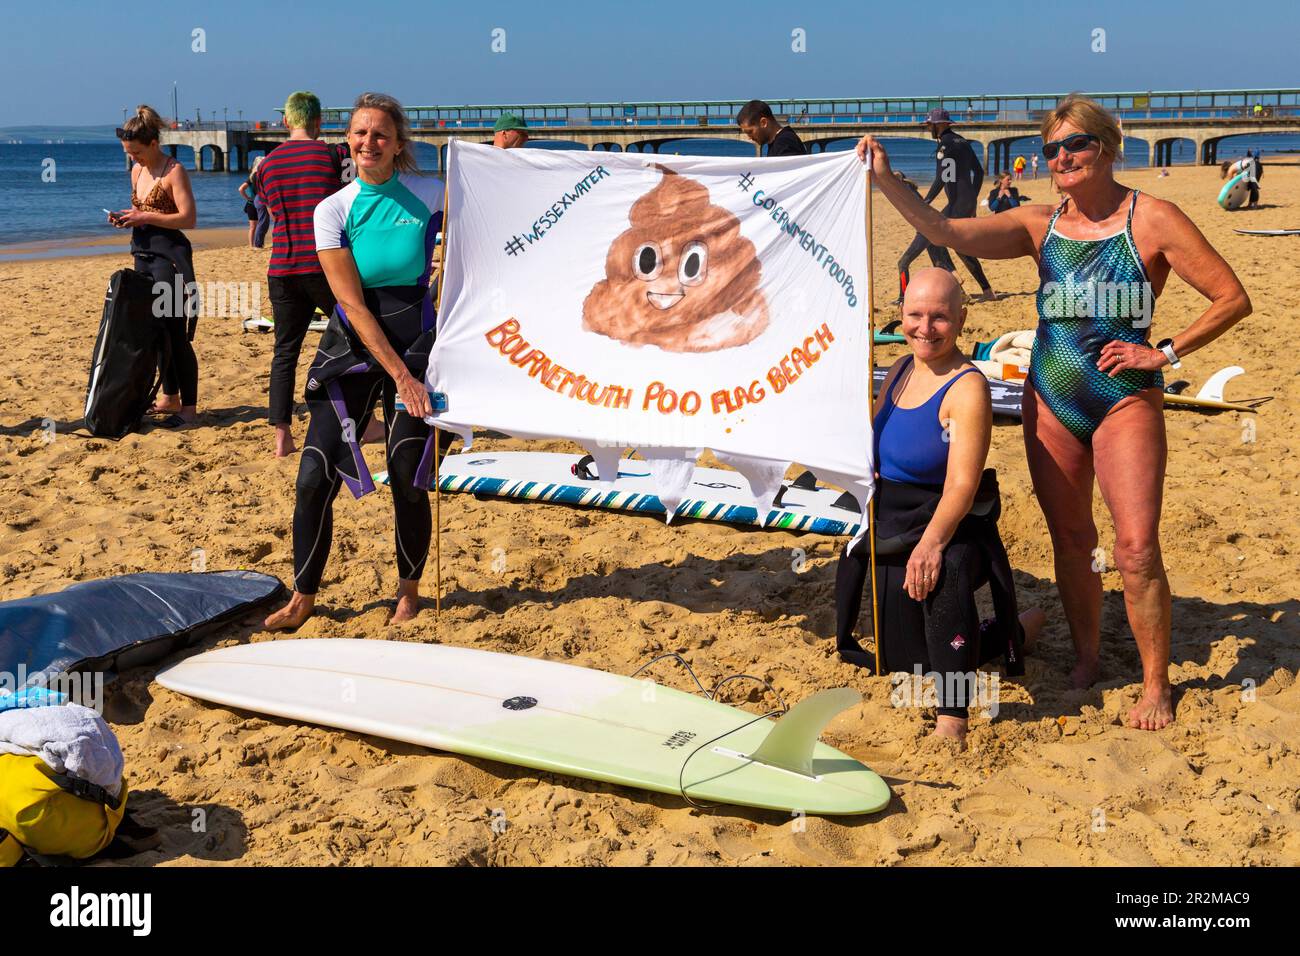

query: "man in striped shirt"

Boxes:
[258, 91, 344, 457]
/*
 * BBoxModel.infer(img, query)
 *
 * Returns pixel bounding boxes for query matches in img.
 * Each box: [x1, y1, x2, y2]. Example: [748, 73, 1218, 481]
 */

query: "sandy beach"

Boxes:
[1, 162, 1297, 867]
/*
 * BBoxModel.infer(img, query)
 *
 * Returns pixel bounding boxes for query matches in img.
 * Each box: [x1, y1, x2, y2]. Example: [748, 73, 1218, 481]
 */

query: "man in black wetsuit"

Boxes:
[737, 100, 807, 157]
[896, 108, 996, 303]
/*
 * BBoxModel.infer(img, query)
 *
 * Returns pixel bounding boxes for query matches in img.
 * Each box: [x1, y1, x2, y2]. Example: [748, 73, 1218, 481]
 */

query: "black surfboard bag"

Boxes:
[83, 268, 169, 438]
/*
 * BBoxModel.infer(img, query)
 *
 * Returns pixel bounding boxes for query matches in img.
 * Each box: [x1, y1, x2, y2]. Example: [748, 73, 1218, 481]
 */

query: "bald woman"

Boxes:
[836, 268, 1044, 746]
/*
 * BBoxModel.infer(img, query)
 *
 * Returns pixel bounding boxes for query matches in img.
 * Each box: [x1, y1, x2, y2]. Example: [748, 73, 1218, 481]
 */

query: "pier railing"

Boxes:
[169, 120, 254, 132]
[293, 89, 1300, 132]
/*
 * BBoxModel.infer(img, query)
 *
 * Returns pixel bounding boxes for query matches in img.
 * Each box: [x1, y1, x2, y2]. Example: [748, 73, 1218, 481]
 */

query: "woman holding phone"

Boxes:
[110, 105, 200, 427]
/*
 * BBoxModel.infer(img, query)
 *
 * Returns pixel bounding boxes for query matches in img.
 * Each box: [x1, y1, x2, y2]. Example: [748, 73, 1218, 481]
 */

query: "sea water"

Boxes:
[3, 133, 1299, 247]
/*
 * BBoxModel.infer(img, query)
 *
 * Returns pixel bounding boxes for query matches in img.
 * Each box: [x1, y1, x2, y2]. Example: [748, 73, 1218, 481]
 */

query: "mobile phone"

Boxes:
[393, 391, 448, 413]
[103, 208, 121, 224]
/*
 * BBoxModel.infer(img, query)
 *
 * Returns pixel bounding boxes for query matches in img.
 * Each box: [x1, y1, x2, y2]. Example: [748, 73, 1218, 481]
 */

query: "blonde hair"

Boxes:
[119, 104, 165, 144]
[1040, 94, 1123, 161]
[348, 92, 417, 173]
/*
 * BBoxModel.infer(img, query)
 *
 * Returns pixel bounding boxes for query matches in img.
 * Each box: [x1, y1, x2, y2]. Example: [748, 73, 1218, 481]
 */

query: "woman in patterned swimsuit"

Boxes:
[858, 96, 1251, 730]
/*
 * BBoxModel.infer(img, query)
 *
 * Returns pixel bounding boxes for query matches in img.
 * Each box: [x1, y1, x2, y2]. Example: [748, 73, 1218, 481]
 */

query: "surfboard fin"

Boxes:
[791, 470, 819, 491]
[1196, 365, 1244, 403]
[746, 688, 861, 777]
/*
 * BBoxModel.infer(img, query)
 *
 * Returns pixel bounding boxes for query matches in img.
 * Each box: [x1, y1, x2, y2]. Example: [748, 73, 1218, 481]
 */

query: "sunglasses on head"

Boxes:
[1042, 133, 1098, 160]
[115, 127, 152, 143]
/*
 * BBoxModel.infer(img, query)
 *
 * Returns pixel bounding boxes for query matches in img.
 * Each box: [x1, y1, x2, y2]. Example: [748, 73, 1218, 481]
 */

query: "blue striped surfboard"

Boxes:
[377, 452, 863, 536]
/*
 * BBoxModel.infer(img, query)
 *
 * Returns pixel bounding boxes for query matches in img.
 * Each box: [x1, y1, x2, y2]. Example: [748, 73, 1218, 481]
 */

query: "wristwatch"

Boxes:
[1156, 338, 1182, 369]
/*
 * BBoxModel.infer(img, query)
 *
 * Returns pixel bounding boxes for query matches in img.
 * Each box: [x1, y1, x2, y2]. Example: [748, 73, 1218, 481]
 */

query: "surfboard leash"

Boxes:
[680, 672, 789, 812]
[629, 655, 793, 811]
[629, 652, 709, 696]
[675, 708, 788, 812]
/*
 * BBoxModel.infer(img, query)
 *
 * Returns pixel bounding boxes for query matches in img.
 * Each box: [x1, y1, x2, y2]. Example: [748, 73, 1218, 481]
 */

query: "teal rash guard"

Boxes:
[313, 170, 444, 288]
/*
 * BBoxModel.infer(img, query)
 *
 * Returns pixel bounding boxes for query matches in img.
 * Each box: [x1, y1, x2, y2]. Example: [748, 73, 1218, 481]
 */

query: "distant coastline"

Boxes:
[0, 124, 122, 144]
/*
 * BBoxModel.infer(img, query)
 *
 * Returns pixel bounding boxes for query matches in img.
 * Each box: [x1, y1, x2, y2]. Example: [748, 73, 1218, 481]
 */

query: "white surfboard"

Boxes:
[156, 639, 890, 816]
[1163, 365, 1270, 412]
[242, 316, 329, 333]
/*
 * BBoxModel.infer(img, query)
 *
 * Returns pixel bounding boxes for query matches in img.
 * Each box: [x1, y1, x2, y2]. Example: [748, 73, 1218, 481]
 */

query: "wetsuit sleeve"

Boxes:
[922, 165, 944, 204]
[313, 186, 351, 252]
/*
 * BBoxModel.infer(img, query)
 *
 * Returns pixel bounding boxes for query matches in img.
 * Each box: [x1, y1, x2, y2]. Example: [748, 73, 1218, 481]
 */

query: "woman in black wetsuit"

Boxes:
[836, 267, 1043, 746]
[263, 93, 447, 630]
[110, 105, 200, 427]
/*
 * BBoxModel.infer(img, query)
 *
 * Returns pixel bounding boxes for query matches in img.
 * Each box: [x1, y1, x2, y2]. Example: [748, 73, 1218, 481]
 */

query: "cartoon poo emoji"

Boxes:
[582, 166, 768, 352]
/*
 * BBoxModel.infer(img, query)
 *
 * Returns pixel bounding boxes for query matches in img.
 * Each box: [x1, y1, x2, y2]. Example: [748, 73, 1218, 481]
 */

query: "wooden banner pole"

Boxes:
[432, 144, 454, 619]
[865, 163, 881, 678]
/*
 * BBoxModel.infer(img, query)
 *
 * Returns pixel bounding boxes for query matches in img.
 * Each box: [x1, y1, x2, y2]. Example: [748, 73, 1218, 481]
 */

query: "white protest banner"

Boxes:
[428, 140, 873, 515]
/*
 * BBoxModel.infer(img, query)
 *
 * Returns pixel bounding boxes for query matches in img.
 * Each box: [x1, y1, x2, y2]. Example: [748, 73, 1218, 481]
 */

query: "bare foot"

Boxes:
[1070, 657, 1100, 690]
[389, 593, 422, 624]
[265, 592, 315, 630]
[973, 289, 1000, 303]
[388, 578, 423, 624]
[273, 424, 296, 458]
[1127, 682, 1174, 730]
[931, 715, 968, 749]
[1019, 607, 1046, 654]
[148, 395, 182, 415]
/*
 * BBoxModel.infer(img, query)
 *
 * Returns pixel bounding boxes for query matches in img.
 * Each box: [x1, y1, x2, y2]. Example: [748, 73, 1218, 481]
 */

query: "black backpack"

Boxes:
[84, 268, 170, 438]
[329, 141, 354, 185]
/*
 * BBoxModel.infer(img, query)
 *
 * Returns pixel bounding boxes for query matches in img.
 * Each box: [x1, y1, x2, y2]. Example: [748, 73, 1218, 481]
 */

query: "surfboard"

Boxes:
[870, 365, 1268, 418]
[379, 452, 865, 536]
[1218, 172, 1252, 211]
[872, 365, 1025, 419]
[1233, 229, 1300, 236]
[242, 313, 329, 333]
[874, 321, 907, 345]
[1162, 393, 1262, 412]
[1162, 365, 1269, 412]
[156, 639, 891, 816]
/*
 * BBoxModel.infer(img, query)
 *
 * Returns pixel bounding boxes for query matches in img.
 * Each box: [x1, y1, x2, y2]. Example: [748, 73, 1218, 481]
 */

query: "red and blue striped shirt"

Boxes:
[257, 139, 342, 276]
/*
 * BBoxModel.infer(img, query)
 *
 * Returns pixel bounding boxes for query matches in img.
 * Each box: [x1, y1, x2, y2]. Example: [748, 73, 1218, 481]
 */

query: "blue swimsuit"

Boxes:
[875, 356, 981, 486]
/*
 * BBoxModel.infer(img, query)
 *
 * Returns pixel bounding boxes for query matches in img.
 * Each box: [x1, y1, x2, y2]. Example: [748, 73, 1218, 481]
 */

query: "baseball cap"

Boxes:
[923, 108, 953, 125]
[493, 113, 529, 133]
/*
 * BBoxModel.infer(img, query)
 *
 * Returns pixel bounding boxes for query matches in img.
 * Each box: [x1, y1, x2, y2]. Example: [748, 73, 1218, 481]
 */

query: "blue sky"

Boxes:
[3, 0, 1297, 126]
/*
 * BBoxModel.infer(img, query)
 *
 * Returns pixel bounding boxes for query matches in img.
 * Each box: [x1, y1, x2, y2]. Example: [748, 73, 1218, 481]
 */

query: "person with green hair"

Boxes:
[256, 91, 347, 457]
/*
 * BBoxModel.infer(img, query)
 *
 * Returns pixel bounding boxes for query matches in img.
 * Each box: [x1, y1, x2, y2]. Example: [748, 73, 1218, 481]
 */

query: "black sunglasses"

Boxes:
[115, 127, 153, 143]
[1041, 133, 1098, 160]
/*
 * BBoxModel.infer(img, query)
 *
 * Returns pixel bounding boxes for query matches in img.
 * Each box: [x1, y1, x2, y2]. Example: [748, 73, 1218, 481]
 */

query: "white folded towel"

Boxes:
[0, 703, 124, 799]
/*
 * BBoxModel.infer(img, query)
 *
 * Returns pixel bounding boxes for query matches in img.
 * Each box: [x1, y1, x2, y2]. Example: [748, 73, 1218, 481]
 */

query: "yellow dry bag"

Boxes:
[0, 753, 127, 866]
